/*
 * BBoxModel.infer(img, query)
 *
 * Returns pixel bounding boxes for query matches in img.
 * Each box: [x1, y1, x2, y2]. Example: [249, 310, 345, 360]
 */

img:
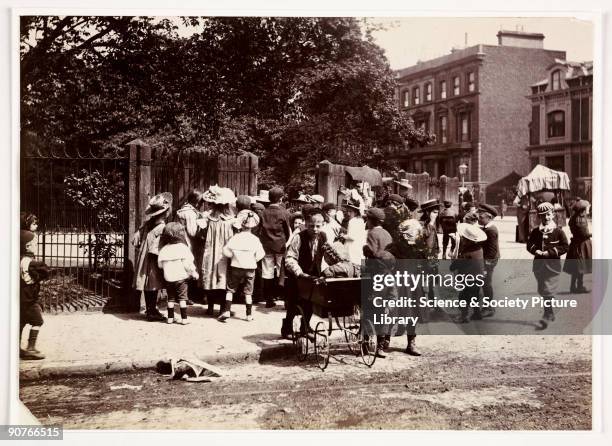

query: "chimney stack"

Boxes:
[497, 30, 545, 49]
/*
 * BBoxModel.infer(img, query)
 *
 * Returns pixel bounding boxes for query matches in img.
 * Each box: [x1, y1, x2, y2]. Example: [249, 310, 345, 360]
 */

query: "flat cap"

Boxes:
[366, 207, 386, 222]
[388, 194, 403, 204]
[478, 203, 498, 218]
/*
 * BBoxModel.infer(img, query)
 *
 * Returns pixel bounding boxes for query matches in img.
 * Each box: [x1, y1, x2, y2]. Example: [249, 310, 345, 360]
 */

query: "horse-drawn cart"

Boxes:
[292, 277, 377, 371]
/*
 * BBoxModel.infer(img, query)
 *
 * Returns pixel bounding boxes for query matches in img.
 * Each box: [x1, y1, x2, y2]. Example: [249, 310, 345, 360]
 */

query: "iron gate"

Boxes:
[20, 142, 129, 312]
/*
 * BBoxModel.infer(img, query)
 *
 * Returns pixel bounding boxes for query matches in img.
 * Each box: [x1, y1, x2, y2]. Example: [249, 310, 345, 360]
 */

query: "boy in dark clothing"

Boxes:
[527, 202, 569, 329]
[438, 200, 458, 259]
[478, 203, 500, 318]
[20, 229, 50, 360]
[259, 187, 292, 308]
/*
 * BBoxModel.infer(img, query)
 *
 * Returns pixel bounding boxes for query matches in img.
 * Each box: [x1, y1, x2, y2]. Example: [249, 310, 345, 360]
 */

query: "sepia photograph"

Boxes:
[12, 10, 600, 433]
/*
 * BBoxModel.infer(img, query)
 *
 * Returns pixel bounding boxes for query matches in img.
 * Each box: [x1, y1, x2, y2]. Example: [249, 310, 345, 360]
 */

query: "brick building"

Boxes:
[392, 31, 566, 200]
[526, 60, 593, 201]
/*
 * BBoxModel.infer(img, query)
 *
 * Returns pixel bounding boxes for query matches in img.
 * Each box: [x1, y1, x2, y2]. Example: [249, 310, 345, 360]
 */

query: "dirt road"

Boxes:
[20, 335, 592, 430]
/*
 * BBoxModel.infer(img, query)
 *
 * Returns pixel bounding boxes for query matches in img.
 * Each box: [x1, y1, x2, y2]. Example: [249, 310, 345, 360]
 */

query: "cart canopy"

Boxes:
[516, 164, 570, 198]
[345, 166, 383, 187]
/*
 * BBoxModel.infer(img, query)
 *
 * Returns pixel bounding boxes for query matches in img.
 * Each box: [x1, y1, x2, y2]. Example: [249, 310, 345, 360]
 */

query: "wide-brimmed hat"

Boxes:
[145, 192, 173, 220]
[341, 198, 361, 212]
[478, 203, 498, 218]
[394, 178, 413, 189]
[293, 193, 310, 203]
[310, 194, 324, 204]
[255, 190, 270, 203]
[537, 202, 554, 215]
[234, 209, 260, 230]
[202, 185, 236, 205]
[420, 199, 440, 213]
[457, 222, 487, 242]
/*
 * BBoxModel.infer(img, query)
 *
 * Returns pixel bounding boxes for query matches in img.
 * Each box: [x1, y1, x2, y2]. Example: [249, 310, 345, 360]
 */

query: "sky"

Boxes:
[368, 17, 594, 70]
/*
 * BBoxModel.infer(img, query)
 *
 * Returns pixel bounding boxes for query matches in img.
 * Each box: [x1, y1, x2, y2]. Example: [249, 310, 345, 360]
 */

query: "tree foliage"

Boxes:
[21, 16, 432, 190]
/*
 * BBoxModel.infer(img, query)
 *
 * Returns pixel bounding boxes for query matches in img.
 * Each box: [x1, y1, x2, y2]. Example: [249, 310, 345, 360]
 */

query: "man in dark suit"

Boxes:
[477, 203, 500, 318]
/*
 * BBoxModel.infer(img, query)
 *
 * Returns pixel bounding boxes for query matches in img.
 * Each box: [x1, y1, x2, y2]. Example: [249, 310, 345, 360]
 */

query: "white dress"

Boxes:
[345, 217, 367, 265]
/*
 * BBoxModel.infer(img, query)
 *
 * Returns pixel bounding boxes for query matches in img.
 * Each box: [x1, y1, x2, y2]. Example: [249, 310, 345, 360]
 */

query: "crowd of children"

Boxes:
[19, 182, 592, 360]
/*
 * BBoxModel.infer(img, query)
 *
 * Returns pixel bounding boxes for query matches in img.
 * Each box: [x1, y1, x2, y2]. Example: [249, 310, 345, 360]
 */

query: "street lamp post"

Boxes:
[458, 163, 468, 188]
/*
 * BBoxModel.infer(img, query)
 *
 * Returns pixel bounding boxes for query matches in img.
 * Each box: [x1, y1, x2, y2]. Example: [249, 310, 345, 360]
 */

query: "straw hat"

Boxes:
[394, 178, 413, 189]
[310, 194, 324, 204]
[144, 192, 173, 221]
[457, 222, 487, 242]
[420, 199, 440, 213]
[234, 209, 260, 230]
[202, 185, 236, 205]
[255, 190, 270, 203]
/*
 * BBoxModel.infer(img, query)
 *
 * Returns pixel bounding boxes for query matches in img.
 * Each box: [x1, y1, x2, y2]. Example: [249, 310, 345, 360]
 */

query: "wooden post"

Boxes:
[126, 139, 151, 311]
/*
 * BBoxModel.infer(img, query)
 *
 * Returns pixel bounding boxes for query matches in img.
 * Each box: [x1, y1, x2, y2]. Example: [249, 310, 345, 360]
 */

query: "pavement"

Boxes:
[18, 216, 576, 381]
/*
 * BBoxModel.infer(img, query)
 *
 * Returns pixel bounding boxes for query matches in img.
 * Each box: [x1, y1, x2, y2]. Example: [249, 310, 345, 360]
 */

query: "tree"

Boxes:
[21, 16, 432, 189]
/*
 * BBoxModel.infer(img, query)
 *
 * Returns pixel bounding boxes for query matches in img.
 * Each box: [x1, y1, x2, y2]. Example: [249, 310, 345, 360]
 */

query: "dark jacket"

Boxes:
[527, 226, 569, 275]
[259, 204, 291, 254]
[451, 238, 484, 275]
[364, 226, 393, 259]
[481, 224, 500, 260]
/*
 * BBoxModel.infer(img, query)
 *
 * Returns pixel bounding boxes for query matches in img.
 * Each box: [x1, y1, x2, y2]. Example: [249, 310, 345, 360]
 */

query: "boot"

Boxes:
[21, 349, 45, 360]
[575, 275, 588, 293]
[405, 335, 421, 356]
[264, 279, 276, 308]
[281, 318, 293, 339]
[375, 338, 387, 358]
[145, 292, 165, 321]
[217, 300, 230, 322]
[22, 333, 45, 360]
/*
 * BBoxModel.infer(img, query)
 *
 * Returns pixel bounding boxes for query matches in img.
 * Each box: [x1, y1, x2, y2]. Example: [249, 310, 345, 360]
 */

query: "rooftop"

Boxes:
[531, 59, 593, 87]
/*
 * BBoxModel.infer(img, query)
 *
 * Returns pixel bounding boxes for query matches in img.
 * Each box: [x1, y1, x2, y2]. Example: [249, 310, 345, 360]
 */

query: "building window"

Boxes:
[439, 116, 448, 143]
[457, 112, 470, 142]
[572, 153, 591, 178]
[415, 116, 429, 133]
[467, 72, 475, 92]
[545, 155, 565, 172]
[530, 157, 539, 170]
[403, 90, 410, 108]
[453, 76, 460, 96]
[440, 80, 447, 99]
[412, 87, 420, 105]
[547, 110, 565, 138]
[425, 83, 432, 102]
[551, 70, 561, 91]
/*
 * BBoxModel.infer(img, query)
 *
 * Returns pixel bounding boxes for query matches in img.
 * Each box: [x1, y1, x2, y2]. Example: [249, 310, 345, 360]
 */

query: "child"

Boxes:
[21, 212, 39, 232]
[219, 210, 265, 322]
[20, 229, 50, 360]
[158, 222, 199, 324]
[133, 192, 173, 321]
